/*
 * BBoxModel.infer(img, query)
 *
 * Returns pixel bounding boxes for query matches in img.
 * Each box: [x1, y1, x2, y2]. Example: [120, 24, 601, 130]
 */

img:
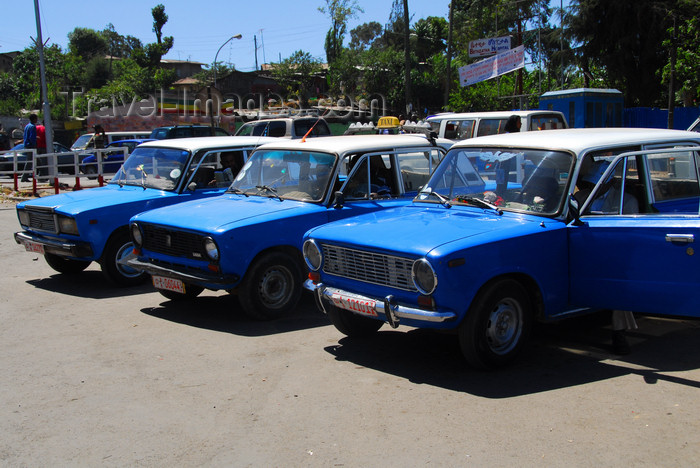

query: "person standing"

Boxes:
[36, 121, 46, 154]
[21, 114, 38, 182]
[94, 124, 106, 149]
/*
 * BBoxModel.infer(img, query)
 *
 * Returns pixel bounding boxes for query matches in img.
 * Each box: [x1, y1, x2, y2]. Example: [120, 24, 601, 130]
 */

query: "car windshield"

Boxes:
[109, 146, 190, 191]
[229, 149, 336, 201]
[71, 134, 93, 149]
[417, 146, 573, 215]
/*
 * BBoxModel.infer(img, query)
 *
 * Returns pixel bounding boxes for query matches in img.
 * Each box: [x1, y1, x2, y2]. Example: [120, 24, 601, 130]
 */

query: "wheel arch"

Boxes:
[244, 244, 305, 277]
[463, 272, 544, 323]
[98, 225, 131, 264]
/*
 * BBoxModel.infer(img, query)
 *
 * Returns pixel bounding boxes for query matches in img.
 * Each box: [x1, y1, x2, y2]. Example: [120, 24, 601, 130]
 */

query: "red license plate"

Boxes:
[331, 292, 378, 317]
[152, 276, 186, 294]
[23, 240, 45, 255]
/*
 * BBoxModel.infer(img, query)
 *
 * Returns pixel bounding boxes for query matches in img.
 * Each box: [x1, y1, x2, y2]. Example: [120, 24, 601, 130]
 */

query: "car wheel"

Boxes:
[459, 278, 532, 370]
[100, 231, 147, 286]
[85, 166, 97, 179]
[158, 284, 204, 301]
[238, 252, 302, 320]
[326, 303, 383, 337]
[44, 253, 91, 274]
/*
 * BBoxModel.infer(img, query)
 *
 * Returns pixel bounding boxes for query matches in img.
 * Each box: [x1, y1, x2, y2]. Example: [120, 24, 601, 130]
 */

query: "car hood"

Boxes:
[17, 185, 176, 215]
[131, 194, 322, 233]
[308, 204, 557, 256]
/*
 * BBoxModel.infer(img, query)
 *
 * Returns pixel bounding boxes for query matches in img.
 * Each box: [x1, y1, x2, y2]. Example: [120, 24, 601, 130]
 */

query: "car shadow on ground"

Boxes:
[140, 291, 331, 337]
[323, 315, 700, 397]
[27, 271, 156, 299]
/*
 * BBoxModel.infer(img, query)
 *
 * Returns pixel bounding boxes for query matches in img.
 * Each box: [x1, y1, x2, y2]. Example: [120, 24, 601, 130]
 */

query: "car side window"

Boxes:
[186, 151, 221, 190]
[397, 149, 442, 192]
[647, 149, 700, 214]
[343, 154, 396, 200]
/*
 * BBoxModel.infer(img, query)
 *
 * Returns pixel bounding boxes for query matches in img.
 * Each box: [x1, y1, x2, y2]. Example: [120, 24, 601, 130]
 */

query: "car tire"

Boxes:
[158, 284, 204, 301]
[100, 230, 147, 286]
[326, 303, 383, 337]
[458, 278, 532, 370]
[238, 252, 302, 320]
[85, 166, 97, 180]
[44, 253, 91, 274]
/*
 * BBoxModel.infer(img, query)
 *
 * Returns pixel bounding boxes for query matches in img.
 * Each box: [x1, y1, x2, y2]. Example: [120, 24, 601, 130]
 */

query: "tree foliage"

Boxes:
[271, 51, 325, 108]
[318, 0, 364, 64]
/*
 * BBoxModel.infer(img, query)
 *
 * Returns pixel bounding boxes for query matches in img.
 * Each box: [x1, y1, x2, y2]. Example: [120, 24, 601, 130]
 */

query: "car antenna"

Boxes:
[301, 108, 330, 143]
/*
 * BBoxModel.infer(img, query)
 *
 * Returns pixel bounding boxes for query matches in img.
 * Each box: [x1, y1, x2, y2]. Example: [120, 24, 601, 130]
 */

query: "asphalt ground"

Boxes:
[1, 195, 699, 467]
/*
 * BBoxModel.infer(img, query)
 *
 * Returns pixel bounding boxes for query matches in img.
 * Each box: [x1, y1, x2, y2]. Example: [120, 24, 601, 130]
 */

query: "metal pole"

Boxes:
[33, 0, 53, 177]
[443, 1, 454, 109]
[213, 34, 242, 87]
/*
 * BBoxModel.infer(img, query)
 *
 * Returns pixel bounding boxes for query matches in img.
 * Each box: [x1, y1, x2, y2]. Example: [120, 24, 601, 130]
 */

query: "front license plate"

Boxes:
[152, 275, 186, 294]
[331, 292, 378, 317]
[23, 240, 45, 255]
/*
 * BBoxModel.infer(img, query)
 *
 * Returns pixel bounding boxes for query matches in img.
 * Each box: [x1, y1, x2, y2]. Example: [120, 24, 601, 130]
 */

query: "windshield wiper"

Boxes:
[256, 185, 283, 201]
[456, 196, 503, 215]
[420, 188, 451, 208]
[226, 187, 249, 197]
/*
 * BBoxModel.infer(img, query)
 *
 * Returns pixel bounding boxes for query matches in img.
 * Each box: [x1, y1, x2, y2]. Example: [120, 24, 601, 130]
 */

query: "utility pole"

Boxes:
[254, 35, 259, 71]
[403, 0, 411, 116]
[443, 1, 454, 109]
[33, 0, 53, 171]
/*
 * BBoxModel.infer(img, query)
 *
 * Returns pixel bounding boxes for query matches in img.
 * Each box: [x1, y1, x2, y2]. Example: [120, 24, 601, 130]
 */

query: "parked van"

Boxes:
[71, 131, 152, 151]
[234, 117, 332, 139]
[427, 110, 568, 141]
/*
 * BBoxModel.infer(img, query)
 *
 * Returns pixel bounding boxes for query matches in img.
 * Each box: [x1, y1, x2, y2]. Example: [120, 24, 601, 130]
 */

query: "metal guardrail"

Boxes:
[1, 147, 128, 193]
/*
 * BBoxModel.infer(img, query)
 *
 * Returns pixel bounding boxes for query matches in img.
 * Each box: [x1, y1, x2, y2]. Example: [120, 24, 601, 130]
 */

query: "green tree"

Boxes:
[349, 21, 383, 50]
[68, 27, 108, 59]
[319, 0, 364, 64]
[660, 0, 700, 106]
[566, 0, 689, 107]
[272, 51, 324, 108]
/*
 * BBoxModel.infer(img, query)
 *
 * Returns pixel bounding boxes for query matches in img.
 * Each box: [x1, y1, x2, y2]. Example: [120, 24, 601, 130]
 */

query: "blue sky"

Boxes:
[2, 1, 456, 72]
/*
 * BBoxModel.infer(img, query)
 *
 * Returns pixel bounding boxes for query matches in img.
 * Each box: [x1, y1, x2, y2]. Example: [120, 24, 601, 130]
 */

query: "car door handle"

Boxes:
[665, 234, 694, 243]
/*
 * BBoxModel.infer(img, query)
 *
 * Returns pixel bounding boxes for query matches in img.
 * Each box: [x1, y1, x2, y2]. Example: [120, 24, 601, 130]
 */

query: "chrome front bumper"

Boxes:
[305, 279, 456, 327]
[123, 253, 240, 288]
[14, 231, 94, 258]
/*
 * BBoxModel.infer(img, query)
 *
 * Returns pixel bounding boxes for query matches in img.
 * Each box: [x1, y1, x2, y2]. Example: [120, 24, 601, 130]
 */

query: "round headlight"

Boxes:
[203, 237, 219, 262]
[303, 239, 322, 271]
[412, 258, 437, 295]
[131, 223, 143, 247]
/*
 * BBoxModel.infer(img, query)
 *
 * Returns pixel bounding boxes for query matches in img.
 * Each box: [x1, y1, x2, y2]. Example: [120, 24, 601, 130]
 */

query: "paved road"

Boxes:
[1, 198, 699, 466]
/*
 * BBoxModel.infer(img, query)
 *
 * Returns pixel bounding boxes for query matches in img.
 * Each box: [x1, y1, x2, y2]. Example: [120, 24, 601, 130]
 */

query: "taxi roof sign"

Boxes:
[376, 116, 400, 129]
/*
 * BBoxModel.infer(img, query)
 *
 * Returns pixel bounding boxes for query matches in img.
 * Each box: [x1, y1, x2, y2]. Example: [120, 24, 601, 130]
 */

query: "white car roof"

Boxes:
[451, 128, 700, 154]
[137, 136, 278, 152]
[427, 110, 564, 121]
[253, 134, 442, 154]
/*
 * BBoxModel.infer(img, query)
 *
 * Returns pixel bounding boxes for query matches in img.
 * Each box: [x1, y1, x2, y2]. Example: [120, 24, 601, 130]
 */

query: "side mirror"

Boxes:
[569, 194, 585, 226]
[332, 190, 345, 209]
[187, 181, 197, 192]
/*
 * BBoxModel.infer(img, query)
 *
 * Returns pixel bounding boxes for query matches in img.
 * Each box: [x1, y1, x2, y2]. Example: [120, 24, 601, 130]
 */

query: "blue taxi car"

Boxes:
[302, 128, 700, 369]
[15, 136, 276, 286]
[126, 135, 449, 319]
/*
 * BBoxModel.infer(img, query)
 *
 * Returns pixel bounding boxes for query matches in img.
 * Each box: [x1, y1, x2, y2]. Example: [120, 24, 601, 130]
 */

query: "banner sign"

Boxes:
[458, 45, 525, 87]
[468, 36, 511, 58]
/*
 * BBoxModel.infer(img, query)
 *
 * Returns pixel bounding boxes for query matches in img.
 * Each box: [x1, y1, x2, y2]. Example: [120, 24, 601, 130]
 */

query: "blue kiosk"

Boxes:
[539, 88, 623, 128]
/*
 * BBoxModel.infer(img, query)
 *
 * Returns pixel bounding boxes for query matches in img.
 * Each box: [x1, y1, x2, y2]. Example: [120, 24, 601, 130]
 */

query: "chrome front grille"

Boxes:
[27, 210, 56, 232]
[322, 244, 417, 291]
[142, 225, 206, 260]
